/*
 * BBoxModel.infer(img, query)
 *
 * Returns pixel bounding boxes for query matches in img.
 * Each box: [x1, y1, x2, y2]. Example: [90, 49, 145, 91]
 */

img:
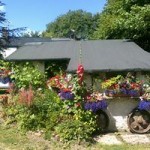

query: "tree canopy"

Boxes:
[22, 31, 42, 37]
[0, 1, 8, 52]
[43, 10, 99, 40]
[93, 0, 150, 52]
[0, 1, 25, 58]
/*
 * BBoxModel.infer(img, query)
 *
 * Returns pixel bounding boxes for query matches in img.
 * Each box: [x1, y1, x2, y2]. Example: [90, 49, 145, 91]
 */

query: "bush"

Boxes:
[54, 109, 97, 142]
[5, 89, 63, 132]
[54, 119, 95, 142]
[11, 62, 46, 89]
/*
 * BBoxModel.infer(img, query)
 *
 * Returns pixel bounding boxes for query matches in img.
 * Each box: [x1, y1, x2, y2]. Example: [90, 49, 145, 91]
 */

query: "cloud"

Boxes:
[0, 5, 5, 12]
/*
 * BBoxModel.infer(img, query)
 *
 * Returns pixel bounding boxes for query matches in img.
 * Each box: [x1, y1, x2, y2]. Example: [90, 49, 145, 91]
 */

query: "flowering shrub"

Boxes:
[47, 74, 73, 92]
[5, 89, 63, 131]
[18, 86, 34, 107]
[76, 64, 84, 84]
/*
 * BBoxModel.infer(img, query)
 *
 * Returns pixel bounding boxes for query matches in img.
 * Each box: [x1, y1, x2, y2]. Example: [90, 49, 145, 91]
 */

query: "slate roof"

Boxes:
[7, 37, 70, 47]
[6, 39, 150, 72]
[6, 37, 52, 47]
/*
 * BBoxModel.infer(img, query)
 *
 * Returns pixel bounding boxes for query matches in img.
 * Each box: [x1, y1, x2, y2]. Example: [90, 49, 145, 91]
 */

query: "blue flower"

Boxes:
[128, 90, 139, 97]
[59, 91, 74, 100]
[84, 100, 107, 113]
[138, 100, 150, 111]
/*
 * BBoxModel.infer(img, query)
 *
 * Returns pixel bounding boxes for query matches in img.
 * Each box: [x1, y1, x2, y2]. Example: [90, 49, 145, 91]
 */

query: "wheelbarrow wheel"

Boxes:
[95, 109, 109, 132]
[127, 109, 150, 134]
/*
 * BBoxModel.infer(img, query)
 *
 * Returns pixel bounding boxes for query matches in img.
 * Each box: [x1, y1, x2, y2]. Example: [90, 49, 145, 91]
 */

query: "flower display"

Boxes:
[84, 100, 107, 113]
[84, 91, 108, 112]
[102, 73, 144, 97]
[58, 90, 74, 100]
[47, 74, 75, 101]
[47, 71, 108, 113]
[47, 74, 73, 92]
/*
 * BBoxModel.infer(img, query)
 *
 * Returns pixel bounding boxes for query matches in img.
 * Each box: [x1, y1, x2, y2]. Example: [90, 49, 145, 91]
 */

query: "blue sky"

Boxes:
[2, 0, 106, 32]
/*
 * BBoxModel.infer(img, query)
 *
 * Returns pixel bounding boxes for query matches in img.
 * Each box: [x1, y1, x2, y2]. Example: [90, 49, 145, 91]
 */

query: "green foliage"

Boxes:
[54, 120, 93, 142]
[45, 60, 69, 77]
[4, 68, 106, 142]
[54, 110, 96, 142]
[0, 1, 7, 55]
[101, 75, 123, 89]
[0, 60, 12, 70]
[5, 84, 99, 142]
[32, 89, 63, 131]
[21, 30, 42, 37]
[43, 10, 99, 39]
[93, 0, 150, 51]
[11, 62, 46, 89]
[5, 89, 63, 132]
[71, 75, 87, 98]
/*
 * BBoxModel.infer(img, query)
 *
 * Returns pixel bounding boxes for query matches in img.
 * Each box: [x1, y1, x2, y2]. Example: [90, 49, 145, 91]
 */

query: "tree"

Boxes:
[43, 10, 100, 40]
[93, 0, 150, 52]
[22, 31, 42, 37]
[0, 1, 8, 54]
[0, 1, 25, 58]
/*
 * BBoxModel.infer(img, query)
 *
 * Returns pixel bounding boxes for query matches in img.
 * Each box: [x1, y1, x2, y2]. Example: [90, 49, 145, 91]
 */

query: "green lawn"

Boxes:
[0, 125, 150, 150]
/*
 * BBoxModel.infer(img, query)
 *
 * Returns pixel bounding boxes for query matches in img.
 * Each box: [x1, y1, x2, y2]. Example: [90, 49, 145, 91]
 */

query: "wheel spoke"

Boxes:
[130, 121, 138, 129]
[128, 110, 150, 133]
[137, 124, 144, 130]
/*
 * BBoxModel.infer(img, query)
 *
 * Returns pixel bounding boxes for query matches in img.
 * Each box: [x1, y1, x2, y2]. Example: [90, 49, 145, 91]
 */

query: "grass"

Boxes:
[0, 125, 150, 150]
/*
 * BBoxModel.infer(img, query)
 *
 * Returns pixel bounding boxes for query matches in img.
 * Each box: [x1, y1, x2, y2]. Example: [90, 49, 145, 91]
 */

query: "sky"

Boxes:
[2, 0, 106, 32]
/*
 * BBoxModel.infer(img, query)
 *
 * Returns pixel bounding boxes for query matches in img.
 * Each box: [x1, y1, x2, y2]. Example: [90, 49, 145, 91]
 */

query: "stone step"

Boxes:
[94, 133, 150, 145]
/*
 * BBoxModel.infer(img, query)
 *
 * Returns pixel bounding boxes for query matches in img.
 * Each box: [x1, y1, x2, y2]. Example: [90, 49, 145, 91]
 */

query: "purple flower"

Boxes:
[59, 91, 74, 100]
[84, 100, 107, 113]
[128, 90, 139, 97]
[120, 88, 128, 95]
[138, 100, 150, 111]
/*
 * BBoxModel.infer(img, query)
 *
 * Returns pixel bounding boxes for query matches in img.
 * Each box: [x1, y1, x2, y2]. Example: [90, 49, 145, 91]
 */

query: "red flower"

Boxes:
[76, 64, 84, 84]
[76, 102, 81, 107]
